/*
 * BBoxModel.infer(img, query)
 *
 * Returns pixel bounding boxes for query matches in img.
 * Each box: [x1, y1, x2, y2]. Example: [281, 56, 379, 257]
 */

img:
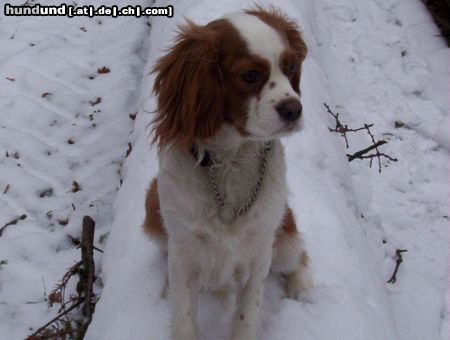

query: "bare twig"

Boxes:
[26, 300, 82, 340]
[387, 249, 407, 284]
[325, 103, 398, 172]
[362, 124, 398, 171]
[48, 261, 82, 310]
[347, 140, 387, 161]
[93, 246, 104, 253]
[0, 214, 27, 236]
[324, 103, 373, 148]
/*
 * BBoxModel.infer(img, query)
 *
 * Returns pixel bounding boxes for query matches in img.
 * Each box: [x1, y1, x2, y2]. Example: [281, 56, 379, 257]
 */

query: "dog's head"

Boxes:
[152, 6, 308, 148]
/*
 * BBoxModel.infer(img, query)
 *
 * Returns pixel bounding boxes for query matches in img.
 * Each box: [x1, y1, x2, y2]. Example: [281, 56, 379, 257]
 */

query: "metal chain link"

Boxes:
[207, 141, 273, 218]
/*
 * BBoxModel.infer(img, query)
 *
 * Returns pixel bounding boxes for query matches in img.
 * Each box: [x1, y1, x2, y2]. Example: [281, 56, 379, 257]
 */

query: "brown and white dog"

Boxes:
[143, 7, 312, 340]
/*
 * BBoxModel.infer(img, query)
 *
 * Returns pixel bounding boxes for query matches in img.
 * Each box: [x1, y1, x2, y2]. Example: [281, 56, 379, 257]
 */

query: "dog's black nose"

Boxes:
[276, 99, 302, 122]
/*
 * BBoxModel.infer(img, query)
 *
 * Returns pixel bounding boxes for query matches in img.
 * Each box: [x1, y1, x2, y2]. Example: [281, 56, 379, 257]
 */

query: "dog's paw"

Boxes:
[285, 268, 313, 300]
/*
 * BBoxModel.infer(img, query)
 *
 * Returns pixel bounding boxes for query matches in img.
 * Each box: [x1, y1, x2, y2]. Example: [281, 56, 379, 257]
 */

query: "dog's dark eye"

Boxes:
[287, 63, 296, 76]
[241, 70, 261, 83]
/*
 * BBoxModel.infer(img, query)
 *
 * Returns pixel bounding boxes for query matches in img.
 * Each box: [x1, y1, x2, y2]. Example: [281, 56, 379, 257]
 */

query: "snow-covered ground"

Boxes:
[0, 0, 448, 339]
[0, 0, 150, 338]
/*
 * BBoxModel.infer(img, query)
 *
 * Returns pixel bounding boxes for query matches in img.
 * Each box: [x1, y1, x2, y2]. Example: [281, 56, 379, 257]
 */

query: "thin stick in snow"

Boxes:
[0, 214, 27, 236]
[387, 249, 407, 284]
[80, 215, 96, 331]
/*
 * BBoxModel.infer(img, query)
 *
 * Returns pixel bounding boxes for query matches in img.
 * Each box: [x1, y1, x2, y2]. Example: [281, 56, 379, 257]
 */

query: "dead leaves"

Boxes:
[89, 97, 101, 106]
[97, 66, 110, 74]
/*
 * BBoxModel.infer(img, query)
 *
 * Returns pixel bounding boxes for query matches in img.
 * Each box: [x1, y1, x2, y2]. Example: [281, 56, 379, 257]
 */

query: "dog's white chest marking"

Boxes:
[158, 138, 287, 290]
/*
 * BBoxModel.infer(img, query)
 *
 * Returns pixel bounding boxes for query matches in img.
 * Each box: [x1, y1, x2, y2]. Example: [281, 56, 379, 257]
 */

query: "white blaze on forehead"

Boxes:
[223, 13, 302, 139]
[224, 13, 286, 61]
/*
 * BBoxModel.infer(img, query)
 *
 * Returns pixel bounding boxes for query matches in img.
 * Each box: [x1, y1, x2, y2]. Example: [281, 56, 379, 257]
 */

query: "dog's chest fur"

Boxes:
[157, 136, 287, 290]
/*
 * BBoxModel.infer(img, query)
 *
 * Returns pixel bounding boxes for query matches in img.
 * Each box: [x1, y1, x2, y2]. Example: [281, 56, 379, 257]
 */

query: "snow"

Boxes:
[0, 0, 448, 339]
[0, 0, 150, 339]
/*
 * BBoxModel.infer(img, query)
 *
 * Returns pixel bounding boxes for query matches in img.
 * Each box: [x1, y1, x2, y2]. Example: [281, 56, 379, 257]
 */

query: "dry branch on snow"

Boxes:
[325, 103, 398, 172]
[26, 216, 98, 340]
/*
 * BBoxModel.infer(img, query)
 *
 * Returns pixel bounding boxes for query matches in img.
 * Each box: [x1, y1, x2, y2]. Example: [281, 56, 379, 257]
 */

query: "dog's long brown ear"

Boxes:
[151, 20, 225, 149]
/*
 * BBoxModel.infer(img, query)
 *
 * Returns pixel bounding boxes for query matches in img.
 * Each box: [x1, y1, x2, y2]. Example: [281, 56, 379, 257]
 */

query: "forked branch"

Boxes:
[325, 103, 398, 172]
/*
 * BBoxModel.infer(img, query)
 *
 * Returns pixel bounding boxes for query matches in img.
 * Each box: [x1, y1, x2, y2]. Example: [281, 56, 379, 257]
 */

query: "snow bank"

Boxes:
[87, 1, 404, 339]
[0, 0, 149, 338]
[308, 1, 449, 340]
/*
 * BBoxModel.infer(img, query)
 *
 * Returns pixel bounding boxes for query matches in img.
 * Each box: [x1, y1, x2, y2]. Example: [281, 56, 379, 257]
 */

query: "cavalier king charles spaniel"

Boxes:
[143, 7, 312, 340]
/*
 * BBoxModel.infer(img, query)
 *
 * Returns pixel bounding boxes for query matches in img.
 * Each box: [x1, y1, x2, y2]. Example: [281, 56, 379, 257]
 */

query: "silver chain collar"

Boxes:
[207, 141, 273, 225]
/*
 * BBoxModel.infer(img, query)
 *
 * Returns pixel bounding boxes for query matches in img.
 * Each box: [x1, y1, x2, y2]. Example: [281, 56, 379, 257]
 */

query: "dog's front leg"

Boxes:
[168, 248, 198, 340]
[231, 258, 270, 340]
